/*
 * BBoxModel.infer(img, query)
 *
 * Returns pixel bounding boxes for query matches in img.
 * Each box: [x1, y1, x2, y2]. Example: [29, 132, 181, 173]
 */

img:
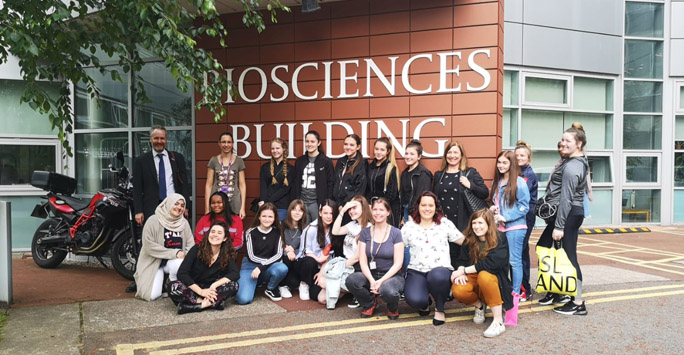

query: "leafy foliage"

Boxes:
[0, 0, 289, 156]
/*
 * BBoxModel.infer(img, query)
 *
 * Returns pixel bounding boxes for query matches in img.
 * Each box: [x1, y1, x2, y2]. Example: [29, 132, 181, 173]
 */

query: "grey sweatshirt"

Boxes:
[544, 156, 588, 230]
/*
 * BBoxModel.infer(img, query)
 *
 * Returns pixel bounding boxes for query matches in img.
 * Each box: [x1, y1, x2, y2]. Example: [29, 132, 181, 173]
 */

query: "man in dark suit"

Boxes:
[132, 125, 190, 226]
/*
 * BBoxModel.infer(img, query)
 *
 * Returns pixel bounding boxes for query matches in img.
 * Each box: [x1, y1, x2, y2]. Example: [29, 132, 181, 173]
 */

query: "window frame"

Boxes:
[0, 138, 63, 195]
[623, 153, 661, 186]
[521, 72, 572, 109]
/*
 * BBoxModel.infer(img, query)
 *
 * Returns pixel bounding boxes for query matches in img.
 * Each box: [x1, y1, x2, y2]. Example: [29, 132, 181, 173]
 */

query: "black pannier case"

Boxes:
[31, 171, 77, 195]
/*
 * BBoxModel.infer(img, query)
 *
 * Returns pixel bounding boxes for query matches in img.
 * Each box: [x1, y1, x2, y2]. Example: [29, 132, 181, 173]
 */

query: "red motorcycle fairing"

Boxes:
[68, 192, 105, 239]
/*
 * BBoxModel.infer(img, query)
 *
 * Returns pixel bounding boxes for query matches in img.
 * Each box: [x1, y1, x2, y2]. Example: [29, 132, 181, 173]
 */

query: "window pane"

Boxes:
[134, 62, 192, 127]
[623, 115, 661, 149]
[521, 110, 564, 149]
[0, 80, 60, 135]
[133, 130, 192, 175]
[588, 156, 612, 183]
[503, 109, 518, 148]
[625, 2, 664, 38]
[675, 190, 684, 223]
[565, 113, 613, 150]
[624, 40, 663, 79]
[530, 150, 563, 187]
[680, 87, 684, 110]
[676, 116, 684, 141]
[574, 77, 613, 111]
[1, 196, 46, 249]
[675, 153, 684, 187]
[588, 190, 612, 226]
[0, 145, 56, 185]
[504, 71, 518, 106]
[524, 77, 567, 104]
[621, 189, 660, 223]
[626, 156, 658, 183]
[75, 133, 129, 194]
[624, 81, 662, 113]
[75, 67, 129, 129]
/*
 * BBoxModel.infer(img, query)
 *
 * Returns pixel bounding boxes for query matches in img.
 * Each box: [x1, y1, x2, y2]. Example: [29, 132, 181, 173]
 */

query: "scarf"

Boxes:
[154, 193, 186, 232]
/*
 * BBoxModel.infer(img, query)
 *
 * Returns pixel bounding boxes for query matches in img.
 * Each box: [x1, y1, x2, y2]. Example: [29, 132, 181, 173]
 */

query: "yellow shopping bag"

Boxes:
[535, 244, 578, 296]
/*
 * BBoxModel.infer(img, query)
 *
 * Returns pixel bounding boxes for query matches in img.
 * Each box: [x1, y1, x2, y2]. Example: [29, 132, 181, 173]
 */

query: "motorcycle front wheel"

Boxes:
[31, 219, 68, 268]
[111, 227, 138, 281]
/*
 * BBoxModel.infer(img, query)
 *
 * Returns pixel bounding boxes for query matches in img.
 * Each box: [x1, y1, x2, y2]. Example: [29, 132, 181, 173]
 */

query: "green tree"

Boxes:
[0, 0, 288, 156]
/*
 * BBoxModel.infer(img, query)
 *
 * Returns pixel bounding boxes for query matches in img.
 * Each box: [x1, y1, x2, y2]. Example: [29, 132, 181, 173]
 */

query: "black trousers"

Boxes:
[169, 280, 238, 305]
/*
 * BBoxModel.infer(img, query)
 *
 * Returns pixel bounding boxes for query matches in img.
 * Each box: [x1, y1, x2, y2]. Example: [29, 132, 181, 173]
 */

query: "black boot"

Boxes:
[212, 300, 226, 311]
[177, 302, 202, 315]
[125, 282, 137, 293]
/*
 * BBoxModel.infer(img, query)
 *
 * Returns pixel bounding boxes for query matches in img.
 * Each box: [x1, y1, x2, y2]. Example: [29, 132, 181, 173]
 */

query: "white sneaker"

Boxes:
[279, 286, 293, 299]
[483, 321, 506, 338]
[473, 304, 486, 324]
[299, 283, 310, 301]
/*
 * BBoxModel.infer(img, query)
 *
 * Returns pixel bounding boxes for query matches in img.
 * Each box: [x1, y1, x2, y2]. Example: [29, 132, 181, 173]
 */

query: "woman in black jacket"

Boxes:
[399, 140, 433, 224]
[433, 141, 489, 267]
[259, 138, 294, 221]
[291, 131, 334, 224]
[333, 134, 368, 207]
[170, 220, 239, 314]
[366, 138, 401, 227]
[451, 209, 512, 338]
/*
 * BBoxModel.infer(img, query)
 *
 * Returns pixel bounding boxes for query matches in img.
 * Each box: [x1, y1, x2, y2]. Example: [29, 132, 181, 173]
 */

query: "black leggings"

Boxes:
[169, 280, 239, 305]
[536, 206, 584, 281]
[404, 267, 452, 312]
[292, 256, 323, 300]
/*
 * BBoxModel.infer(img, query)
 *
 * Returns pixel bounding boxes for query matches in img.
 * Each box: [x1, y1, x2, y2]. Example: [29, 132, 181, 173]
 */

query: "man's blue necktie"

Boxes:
[157, 153, 167, 200]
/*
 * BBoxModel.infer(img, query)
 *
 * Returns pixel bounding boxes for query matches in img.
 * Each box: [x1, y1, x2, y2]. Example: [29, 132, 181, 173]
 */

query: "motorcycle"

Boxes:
[29, 152, 141, 280]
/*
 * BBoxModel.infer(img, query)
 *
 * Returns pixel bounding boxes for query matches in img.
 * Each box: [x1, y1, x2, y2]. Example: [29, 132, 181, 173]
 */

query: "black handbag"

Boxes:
[534, 195, 557, 221]
[462, 170, 488, 213]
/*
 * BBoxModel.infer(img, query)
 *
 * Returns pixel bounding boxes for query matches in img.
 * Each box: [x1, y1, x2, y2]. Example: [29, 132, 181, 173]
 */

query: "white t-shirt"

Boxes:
[401, 217, 463, 272]
[342, 220, 371, 259]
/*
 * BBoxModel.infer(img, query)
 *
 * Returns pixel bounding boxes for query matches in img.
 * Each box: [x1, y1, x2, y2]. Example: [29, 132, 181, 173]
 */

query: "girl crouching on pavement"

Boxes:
[451, 209, 513, 338]
[171, 221, 239, 314]
[235, 203, 289, 304]
[278, 199, 308, 298]
[345, 198, 404, 319]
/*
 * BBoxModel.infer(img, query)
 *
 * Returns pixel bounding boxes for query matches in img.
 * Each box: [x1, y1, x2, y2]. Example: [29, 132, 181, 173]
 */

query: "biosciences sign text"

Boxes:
[204, 50, 492, 104]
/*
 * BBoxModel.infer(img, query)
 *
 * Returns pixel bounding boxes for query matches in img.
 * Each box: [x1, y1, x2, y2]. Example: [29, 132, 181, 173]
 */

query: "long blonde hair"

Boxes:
[270, 138, 288, 186]
[375, 138, 401, 191]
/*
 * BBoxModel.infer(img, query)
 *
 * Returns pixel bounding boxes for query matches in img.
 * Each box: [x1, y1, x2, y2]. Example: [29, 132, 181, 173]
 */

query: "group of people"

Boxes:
[130, 123, 591, 338]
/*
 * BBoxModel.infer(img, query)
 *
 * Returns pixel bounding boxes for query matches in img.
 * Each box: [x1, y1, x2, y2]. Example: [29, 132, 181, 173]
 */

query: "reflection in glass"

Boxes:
[0, 145, 56, 185]
[75, 67, 129, 129]
[621, 189, 660, 223]
[623, 115, 661, 149]
[625, 156, 658, 183]
[676, 116, 684, 142]
[133, 130, 192, 175]
[588, 156, 612, 183]
[503, 109, 518, 148]
[75, 133, 128, 194]
[675, 153, 684, 187]
[1, 79, 60, 135]
[589, 190, 612, 226]
[624, 40, 663, 79]
[524, 77, 567, 104]
[624, 81, 662, 113]
[574, 77, 613, 111]
[134, 62, 192, 127]
[625, 2, 664, 38]
[504, 71, 518, 106]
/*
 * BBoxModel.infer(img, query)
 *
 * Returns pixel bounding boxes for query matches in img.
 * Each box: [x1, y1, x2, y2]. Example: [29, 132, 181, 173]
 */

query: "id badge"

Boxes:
[369, 261, 377, 270]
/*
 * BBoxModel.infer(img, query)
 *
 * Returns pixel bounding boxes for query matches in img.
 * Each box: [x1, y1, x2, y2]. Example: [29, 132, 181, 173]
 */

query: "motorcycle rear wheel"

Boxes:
[31, 219, 68, 268]
[111, 227, 138, 281]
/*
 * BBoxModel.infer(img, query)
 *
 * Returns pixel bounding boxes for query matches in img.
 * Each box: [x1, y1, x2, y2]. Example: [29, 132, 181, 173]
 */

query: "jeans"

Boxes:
[277, 208, 287, 221]
[345, 271, 405, 312]
[235, 259, 289, 305]
[506, 228, 526, 294]
[305, 202, 318, 227]
[405, 267, 452, 312]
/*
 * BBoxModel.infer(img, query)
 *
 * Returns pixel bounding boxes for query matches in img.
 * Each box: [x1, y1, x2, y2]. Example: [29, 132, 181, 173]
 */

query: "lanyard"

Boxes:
[369, 224, 390, 262]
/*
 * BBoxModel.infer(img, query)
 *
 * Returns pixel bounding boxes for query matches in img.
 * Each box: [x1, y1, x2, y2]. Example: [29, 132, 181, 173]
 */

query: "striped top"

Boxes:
[245, 226, 283, 272]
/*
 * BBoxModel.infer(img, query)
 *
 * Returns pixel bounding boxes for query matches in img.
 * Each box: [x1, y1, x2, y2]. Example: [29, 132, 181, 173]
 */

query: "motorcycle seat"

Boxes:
[60, 195, 92, 211]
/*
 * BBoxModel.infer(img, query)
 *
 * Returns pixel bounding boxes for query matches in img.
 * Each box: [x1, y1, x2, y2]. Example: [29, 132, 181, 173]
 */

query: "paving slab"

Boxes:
[83, 296, 286, 333]
[0, 303, 81, 355]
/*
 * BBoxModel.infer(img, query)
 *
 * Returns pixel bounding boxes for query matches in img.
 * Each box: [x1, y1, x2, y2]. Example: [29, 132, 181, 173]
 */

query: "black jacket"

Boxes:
[177, 245, 239, 289]
[433, 167, 489, 231]
[132, 150, 189, 221]
[333, 154, 368, 206]
[259, 161, 294, 209]
[455, 232, 513, 311]
[400, 164, 433, 211]
[291, 153, 334, 204]
[366, 159, 401, 226]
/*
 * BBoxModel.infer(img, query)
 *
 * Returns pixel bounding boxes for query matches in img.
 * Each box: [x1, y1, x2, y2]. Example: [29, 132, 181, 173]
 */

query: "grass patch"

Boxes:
[0, 312, 6, 341]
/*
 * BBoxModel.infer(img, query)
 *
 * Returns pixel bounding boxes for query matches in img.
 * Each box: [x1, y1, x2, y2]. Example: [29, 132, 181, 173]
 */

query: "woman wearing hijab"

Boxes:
[134, 193, 194, 301]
